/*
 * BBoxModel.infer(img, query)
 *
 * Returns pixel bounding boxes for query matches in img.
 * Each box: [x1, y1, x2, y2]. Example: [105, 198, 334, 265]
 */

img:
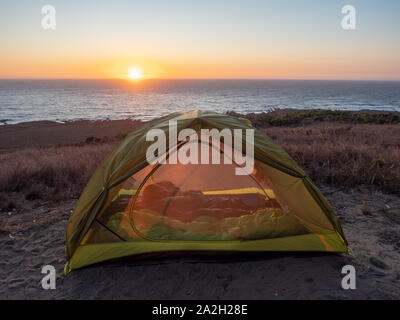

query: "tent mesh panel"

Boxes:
[81, 139, 310, 244]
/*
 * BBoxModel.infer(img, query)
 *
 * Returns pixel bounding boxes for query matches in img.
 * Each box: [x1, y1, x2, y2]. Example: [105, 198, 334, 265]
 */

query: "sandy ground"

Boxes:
[1, 185, 399, 300]
[0, 120, 399, 299]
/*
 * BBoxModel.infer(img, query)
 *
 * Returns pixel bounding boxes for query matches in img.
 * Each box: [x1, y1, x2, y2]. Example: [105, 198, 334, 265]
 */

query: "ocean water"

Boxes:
[0, 79, 399, 124]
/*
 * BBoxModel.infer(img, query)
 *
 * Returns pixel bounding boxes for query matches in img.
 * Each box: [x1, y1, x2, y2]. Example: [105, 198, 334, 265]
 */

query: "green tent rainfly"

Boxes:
[65, 110, 348, 273]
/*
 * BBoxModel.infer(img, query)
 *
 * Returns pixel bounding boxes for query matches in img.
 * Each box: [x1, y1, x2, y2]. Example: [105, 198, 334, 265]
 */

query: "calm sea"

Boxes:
[0, 79, 399, 124]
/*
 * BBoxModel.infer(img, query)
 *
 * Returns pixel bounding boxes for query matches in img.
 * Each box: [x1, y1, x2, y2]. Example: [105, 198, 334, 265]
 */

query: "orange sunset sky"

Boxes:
[0, 0, 399, 80]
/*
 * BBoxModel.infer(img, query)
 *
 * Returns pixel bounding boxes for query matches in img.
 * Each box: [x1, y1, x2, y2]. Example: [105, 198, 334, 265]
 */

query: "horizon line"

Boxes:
[1, 77, 400, 82]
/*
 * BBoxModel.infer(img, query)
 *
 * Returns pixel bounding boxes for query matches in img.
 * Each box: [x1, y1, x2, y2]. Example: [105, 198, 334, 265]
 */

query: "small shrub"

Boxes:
[85, 136, 102, 144]
[0, 193, 16, 211]
[115, 133, 127, 140]
[361, 202, 371, 215]
[25, 184, 46, 201]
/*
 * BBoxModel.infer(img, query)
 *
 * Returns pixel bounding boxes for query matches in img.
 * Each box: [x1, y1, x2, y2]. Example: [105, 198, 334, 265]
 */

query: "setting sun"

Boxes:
[127, 67, 143, 79]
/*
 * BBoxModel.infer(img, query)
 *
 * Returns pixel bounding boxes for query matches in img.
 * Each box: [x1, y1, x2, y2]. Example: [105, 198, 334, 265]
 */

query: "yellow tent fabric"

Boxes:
[65, 110, 348, 273]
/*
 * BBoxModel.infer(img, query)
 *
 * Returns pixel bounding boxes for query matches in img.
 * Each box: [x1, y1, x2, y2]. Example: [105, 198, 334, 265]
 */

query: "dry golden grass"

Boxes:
[0, 143, 114, 204]
[263, 123, 400, 193]
[0, 121, 399, 208]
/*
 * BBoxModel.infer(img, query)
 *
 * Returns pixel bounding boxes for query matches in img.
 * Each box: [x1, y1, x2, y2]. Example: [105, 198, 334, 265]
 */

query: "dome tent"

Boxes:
[65, 110, 348, 273]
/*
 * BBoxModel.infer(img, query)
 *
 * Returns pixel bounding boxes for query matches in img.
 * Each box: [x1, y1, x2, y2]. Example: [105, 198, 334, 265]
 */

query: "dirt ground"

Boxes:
[1, 185, 399, 300]
[0, 119, 142, 152]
